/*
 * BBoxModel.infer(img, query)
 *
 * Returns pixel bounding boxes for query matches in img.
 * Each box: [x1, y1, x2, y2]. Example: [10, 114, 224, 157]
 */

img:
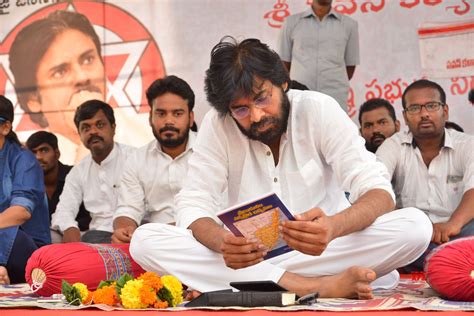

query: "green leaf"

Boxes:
[157, 286, 174, 307]
[115, 273, 134, 297]
[61, 279, 82, 306]
[98, 280, 114, 289]
[61, 280, 73, 294]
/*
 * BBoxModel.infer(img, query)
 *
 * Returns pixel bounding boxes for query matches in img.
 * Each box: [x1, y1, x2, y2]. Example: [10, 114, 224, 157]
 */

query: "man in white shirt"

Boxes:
[111, 76, 196, 244]
[51, 100, 134, 243]
[130, 37, 431, 299]
[376, 79, 474, 271]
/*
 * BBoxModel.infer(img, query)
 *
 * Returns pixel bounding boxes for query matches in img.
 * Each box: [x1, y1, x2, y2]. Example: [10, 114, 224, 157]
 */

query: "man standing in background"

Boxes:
[278, 0, 359, 112]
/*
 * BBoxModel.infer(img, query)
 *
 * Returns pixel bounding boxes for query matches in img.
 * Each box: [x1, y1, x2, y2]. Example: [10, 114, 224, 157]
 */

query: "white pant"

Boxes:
[130, 208, 432, 292]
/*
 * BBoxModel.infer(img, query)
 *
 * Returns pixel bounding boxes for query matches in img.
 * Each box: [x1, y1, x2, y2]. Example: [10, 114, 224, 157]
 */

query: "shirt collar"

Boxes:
[443, 128, 454, 149]
[303, 8, 341, 20]
[97, 142, 119, 165]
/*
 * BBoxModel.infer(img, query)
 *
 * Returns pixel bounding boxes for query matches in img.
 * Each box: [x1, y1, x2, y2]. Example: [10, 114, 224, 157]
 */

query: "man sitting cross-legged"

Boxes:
[130, 37, 432, 299]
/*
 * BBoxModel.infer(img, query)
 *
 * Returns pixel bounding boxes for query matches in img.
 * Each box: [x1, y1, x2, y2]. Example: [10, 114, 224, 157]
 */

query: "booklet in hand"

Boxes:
[217, 192, 295, 259]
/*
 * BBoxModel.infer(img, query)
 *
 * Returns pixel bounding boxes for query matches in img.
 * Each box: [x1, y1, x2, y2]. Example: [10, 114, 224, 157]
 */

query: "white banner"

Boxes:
[419, 19, 474, 78]
[0, 0, 473, 164]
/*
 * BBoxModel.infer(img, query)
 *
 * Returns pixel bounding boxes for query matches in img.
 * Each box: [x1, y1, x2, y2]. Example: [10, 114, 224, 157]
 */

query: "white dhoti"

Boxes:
[130, 208, 432, 292]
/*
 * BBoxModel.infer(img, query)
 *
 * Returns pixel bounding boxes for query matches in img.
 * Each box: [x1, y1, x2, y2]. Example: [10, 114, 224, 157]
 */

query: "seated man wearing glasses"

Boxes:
[130, 37, 432, 299]
[376, 79, 474, 271]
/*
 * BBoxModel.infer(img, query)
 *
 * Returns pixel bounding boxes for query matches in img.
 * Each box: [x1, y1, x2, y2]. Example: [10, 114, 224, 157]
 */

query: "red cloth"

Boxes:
[424, 237, 474, 302]
[25, 243, 145, 296]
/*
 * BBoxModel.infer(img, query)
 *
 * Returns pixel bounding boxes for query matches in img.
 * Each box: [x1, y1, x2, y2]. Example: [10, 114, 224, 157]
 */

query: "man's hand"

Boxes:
[62, 227, 81, 243]
[220, 232, 267, 270]
[111, 226, 137, 244]
[281, 207, 334, 256]
[432, 221, 462, 244]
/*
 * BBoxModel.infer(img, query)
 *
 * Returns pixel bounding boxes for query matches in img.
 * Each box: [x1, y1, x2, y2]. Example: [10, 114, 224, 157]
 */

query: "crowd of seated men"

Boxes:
[2, 3, 473, 300]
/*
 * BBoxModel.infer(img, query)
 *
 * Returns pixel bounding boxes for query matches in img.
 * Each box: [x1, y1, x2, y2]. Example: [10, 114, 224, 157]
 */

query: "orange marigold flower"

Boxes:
[153, 300, 169, 309]
[93, 285, 119, 306]
[139, 284, 157, 306]
[84, 291, 94, 305]
[138, 272, 163, 291]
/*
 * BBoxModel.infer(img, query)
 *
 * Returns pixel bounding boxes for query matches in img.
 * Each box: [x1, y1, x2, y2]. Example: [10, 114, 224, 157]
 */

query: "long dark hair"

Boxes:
[205, 36, 290, 117]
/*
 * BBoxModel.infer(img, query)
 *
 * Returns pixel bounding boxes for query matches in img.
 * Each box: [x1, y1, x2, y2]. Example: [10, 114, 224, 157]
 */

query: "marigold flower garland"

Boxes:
[61, 272, 183, 309]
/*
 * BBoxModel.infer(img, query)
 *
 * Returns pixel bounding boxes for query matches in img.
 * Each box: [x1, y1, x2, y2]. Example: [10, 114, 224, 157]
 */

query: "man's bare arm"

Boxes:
[189, 217, 266, 269]
[330, 188, 394, 239]
[282, 189, 394, 255]
[433, 188, 474, 244]
[188, 217, 228, 252]
[449, 188, 474, 227]
[0, 206, 31, 229]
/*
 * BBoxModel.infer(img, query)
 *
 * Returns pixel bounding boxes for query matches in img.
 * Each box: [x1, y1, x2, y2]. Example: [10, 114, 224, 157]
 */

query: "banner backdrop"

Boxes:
[0, 0, 473, 164]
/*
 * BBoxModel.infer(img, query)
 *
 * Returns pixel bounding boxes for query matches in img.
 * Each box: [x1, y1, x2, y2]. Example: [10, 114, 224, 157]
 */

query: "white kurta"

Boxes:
[130, 90, 431, 291]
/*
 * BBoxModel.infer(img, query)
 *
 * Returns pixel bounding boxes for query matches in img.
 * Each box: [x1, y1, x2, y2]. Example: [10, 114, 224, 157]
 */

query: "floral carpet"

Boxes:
[0, 279, 472, 311]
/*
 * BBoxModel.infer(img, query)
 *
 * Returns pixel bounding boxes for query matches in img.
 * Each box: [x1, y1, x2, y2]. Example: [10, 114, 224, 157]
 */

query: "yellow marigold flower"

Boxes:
[93, 285, 119, 306]
[72, 283, 89, 304]
[161, 275, 183, 306]
[138, 272, 163, 292]
[120, 279, 149, 309]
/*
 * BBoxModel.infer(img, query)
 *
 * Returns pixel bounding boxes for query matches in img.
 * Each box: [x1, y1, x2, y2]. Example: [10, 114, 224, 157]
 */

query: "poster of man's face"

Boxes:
[3, 1, 166, 164]
[10, 10, 106, 143]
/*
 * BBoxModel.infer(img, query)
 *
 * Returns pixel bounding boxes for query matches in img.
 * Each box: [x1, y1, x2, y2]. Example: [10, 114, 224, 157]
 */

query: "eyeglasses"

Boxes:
[404, 101, 444, 114]
[229, 85, 274, 120]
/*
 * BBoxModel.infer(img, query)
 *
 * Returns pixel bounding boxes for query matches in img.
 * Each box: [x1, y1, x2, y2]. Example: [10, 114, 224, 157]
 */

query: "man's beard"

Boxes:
[153, 125, 190, 148]
[236, 91, 290, 146]
[365, 132, 386, 153]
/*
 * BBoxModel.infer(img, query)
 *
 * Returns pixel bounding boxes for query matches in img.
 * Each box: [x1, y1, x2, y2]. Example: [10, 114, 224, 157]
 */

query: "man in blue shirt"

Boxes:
[0, 95, 50, 284]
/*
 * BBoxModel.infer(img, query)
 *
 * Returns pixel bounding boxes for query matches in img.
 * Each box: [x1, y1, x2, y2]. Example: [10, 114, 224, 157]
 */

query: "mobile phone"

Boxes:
[229, 280, 288, 292]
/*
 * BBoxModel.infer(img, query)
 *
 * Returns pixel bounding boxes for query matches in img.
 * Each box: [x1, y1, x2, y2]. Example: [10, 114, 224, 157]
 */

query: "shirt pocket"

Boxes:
[446, 175, 464, 211]
[293, 35, 316, 64]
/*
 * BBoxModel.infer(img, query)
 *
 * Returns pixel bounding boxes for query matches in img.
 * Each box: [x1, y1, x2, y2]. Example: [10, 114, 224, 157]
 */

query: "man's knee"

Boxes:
[129, 223, 171, 261]
[395, 207, 432, 248]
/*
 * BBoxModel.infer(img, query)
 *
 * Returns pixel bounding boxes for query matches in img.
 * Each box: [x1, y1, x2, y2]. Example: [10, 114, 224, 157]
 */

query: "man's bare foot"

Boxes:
[0, 266, 10, 285]
[279, 266, 377, 299]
